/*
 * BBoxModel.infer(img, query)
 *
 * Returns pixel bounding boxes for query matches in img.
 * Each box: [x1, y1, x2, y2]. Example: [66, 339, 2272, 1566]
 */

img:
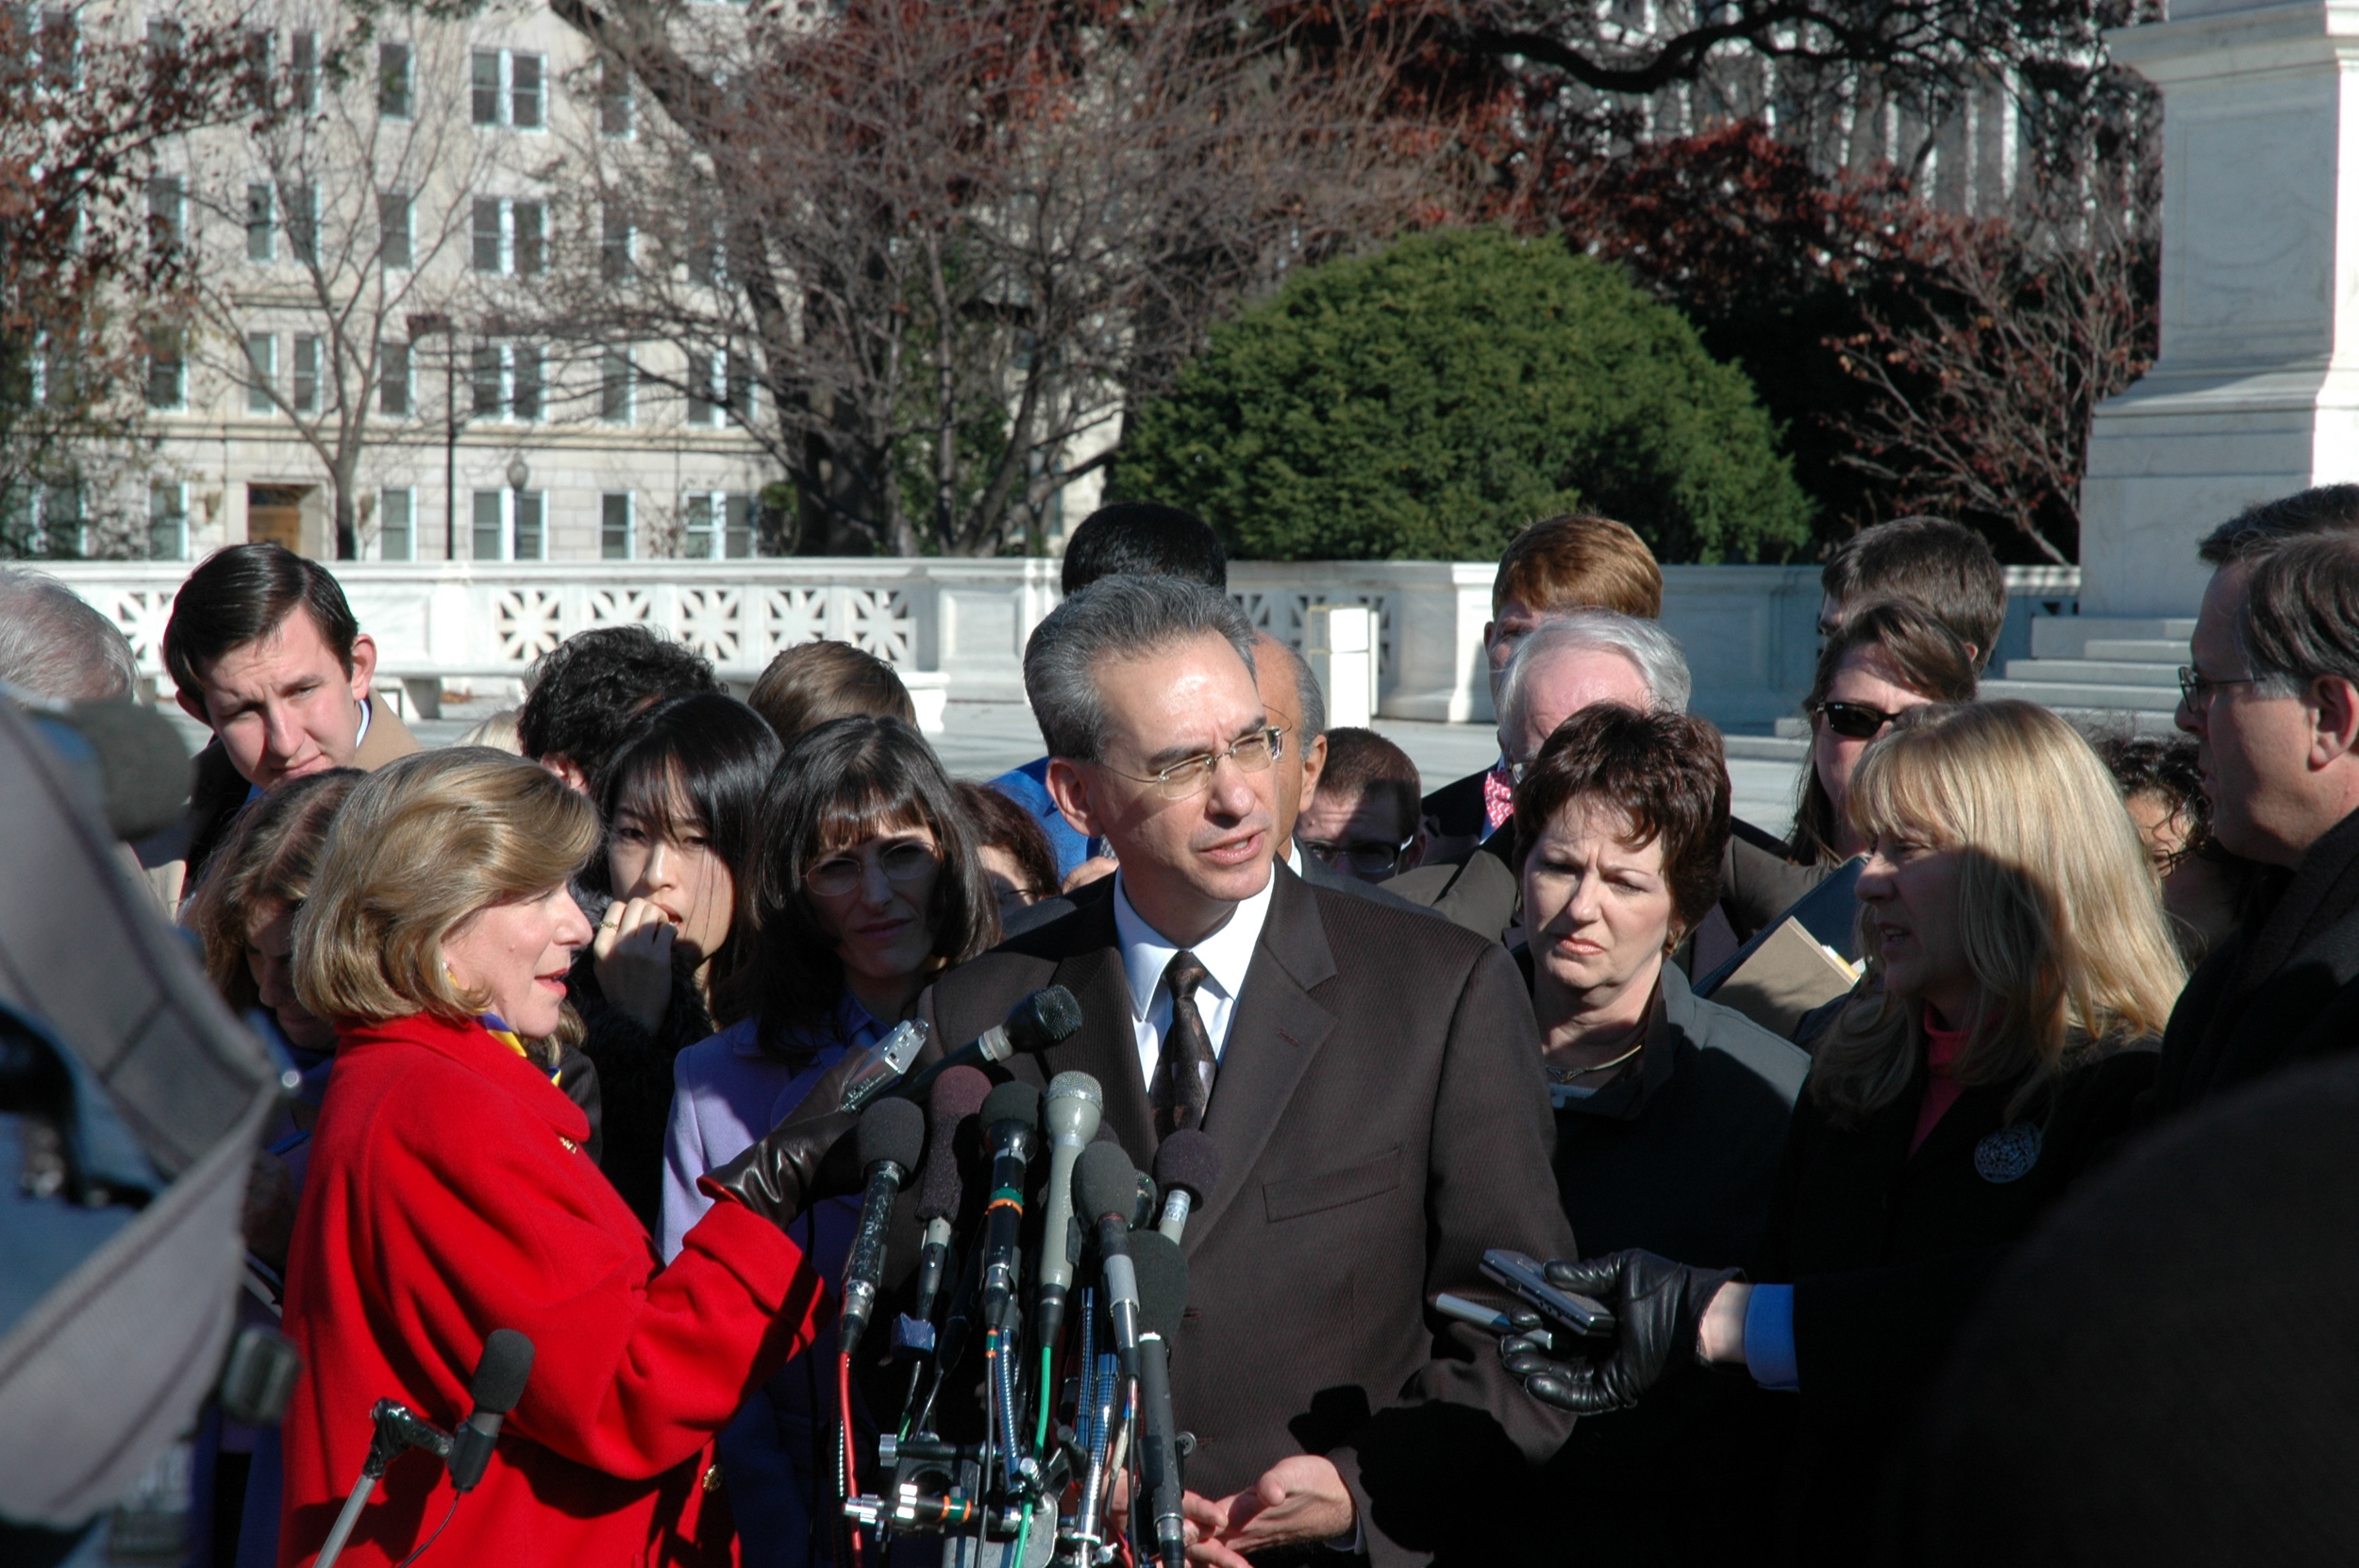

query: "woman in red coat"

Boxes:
[277, 747, 831, 1568]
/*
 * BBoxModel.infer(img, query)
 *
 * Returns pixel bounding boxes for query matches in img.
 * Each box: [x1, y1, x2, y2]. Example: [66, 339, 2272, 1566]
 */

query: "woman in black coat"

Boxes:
[567, 692, 779, 1229]
[1503, 701, 2187, 1563]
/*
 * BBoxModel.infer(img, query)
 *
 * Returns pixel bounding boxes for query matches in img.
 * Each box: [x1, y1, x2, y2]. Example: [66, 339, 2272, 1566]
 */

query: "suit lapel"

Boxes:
[1184, 868, 1338, 1253]
[1023, 894, 1162, 1156]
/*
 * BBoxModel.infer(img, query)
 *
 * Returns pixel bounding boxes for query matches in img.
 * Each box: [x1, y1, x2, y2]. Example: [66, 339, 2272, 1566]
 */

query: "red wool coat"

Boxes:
[278, 1010, 827, 1567]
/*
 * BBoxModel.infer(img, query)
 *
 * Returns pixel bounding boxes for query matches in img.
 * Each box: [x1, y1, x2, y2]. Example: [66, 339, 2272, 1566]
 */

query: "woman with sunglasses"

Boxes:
[661, 715, 998, 1567]
[1787, 601, 1979, 867]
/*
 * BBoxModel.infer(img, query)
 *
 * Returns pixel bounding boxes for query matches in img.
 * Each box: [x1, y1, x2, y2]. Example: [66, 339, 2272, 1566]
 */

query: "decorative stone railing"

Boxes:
[37, 558, 2081, 734]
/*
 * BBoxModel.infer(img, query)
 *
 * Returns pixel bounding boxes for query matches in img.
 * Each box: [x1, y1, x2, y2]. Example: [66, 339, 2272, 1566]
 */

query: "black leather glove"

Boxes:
[699, 1108, 862, 1228]
[1497, 1249, 1742, 1413]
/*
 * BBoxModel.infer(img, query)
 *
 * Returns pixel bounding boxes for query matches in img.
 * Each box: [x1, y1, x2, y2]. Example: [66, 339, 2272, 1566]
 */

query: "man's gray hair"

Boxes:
[0, 570, 140, 702]
[2240, 533, 2359, 699]
[1497, 610, 1691, 740]
[1025, 574, 1260, 760]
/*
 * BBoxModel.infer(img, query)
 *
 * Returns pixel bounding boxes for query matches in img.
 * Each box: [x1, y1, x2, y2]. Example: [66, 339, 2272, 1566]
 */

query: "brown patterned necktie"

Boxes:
[1154, 950, 1217, 1137]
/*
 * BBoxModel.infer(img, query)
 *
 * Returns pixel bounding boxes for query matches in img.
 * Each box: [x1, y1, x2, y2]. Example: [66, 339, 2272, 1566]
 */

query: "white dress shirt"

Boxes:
[1111, 869, 1275, 1097]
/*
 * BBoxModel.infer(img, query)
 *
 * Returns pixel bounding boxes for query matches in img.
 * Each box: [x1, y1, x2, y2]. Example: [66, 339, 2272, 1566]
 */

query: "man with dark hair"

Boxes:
[926, 574, 1576, 1565]
[2155, 523, 2359, 1111]
[516, 626, 720, 794]
[1059, 500, 1229, 595]
[1817, 515, 2008, 674]
[1298, 727, 1425, 884]
[992, 501, 1230, 882]
[2193, 481, 2359, 565]
[161, 542, 419, 895]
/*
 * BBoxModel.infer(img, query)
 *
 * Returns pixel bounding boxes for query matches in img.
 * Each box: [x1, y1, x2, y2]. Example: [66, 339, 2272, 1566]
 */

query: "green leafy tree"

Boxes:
[1113, 226, 1813, 562]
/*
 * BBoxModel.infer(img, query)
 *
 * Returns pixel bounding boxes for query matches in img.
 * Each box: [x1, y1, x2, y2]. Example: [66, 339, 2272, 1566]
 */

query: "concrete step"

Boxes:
[2081, 639, 2190, 662]
[2000, 659, 2183, 688]
[2032, 616, 2200, 659]
[1981, 676, 2181, 711]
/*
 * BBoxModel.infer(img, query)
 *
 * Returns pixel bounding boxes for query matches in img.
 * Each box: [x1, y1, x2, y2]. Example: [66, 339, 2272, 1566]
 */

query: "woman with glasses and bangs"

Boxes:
[1786, 600, 1979, 868]
[661, 714, 998, 1568]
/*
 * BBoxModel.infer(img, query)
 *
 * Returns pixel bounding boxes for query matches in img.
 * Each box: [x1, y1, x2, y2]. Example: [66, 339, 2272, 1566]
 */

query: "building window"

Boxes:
[471, 343, 502, 417]
[600, 208, 631, 282]
[472, 487, 544, 560]
[8, 483, 86, 558]
[146, 175, 182, 252]
[512, 200, 544, 275]
[378, 42, 411, 118]
[293, 334, 321, 415]
[379, 487, 413, 559]
[600, 349, 633, 423]
[39, 9, 77, 89]
[473, 49, 544, 129]
[288, 184, 317, 266]
[510, 342, 542, 422]
[599, 58, 631, 137]
[472, 198, 501, 273]
[144, 328, 184, 410]
[378, 191, 411, 269]
[601, 492, 632, 559]
[147, 482, 187, 559]
[245, 182, 274, 262]
[244, 332, 276, 413]
[684, 492, 753, 559]
[468, 342, 540, 421]
[686, 349, 717, 426]
[289, 30, 317, 111]
[379, 339, 410, 416]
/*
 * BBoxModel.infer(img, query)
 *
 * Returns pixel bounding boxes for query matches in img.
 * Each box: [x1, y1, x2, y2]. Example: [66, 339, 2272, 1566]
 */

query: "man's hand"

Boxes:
[1182, 1454, 1355, 1567]
[593, 897, 675, 1033]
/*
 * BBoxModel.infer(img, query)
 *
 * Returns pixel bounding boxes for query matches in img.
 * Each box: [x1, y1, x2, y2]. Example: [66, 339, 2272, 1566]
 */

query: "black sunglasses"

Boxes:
[1813, 699, 1906, 741]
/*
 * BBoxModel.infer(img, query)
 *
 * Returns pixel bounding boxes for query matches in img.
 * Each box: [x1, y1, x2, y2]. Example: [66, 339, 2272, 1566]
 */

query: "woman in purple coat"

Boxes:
[661, 716, 999, 1567]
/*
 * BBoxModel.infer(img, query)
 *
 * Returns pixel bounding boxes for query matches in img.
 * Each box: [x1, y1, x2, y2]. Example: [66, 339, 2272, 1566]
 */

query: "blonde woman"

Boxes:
[277, 748, 854, 1568]
[1502, 702, 2184, 1562]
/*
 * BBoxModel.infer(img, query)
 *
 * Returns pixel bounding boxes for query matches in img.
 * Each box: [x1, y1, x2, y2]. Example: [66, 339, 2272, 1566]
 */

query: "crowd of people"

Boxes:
[9, 480, 2359, 1567]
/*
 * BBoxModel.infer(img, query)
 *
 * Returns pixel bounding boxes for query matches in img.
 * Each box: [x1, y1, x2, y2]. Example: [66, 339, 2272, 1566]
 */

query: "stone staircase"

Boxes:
[1979, 616, 2194, 737]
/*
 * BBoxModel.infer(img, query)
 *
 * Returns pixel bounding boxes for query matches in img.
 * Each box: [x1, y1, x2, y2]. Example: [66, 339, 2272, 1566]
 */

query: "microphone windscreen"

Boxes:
[1092, 1122, 1121, 1145]
[1074, 1140, 1139, 1225]
[858, 1095, 928, 1175]
[1045, 1071, 1104, 1142]
[1005, 986, 1084, 1052]
[1151, 1128, 1220, 1207]
[917, 1065, 991, 1220]
[1129, 1231, 1189, 1343]
[469, 1329, 535, 1414]
[981, 1079, 1042, 1134]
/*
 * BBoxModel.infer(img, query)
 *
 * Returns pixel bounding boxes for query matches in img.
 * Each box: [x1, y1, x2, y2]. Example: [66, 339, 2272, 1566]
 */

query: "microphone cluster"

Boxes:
[835, 991, 1219, 1568]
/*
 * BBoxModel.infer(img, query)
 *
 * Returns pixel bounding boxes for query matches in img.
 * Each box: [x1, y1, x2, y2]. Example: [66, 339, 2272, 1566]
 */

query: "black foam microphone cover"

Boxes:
[858, 1095, 927, 1176]
[470, 1329, 535, 1414]
[1129, 1232, 1189, 1343]
[1074, 1140, 1139, 1224]
[917, 1065, 991, 1221]
[1152, 1129, 1220, 1208]
[1008, 985, 1084, 1051]
[981, 1079, 1041, 1134]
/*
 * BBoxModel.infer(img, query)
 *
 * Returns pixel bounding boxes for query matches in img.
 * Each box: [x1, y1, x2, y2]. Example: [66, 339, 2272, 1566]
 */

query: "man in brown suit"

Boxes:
[926, 574, 1576, 1566]
[157, 543, 420, 901]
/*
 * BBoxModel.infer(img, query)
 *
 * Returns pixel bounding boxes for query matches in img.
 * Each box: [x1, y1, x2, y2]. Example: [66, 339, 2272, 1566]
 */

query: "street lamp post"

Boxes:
[404, 312, 462, 559]
[507, 455, 529, 560]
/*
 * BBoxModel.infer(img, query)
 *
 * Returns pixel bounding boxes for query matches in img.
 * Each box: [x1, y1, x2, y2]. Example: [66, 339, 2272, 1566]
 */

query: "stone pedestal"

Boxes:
[2082, 0, 2359, 617]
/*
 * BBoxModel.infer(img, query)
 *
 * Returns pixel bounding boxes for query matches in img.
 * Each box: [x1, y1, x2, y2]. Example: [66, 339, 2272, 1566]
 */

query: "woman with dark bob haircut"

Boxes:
[661, 715, 997, 1566]
[1499, 703, 1811, 1561]
[570, 692, 782, 1229]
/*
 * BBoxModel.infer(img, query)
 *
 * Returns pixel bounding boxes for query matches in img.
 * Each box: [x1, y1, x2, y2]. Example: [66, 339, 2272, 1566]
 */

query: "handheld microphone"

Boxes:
[1074, 1142, 1144, 1376]
[1129, 1232, 1191, 1568]
[1031, 1070, 1103, 1356]
[839, 1097, 928, 1357]
[976, 1080, 1041, 1332]
[1152, 1129, 1220, 1243]
[910, 1066, 991, 1330]
[445, 1330, 535, 1493]
[897, 987, 1083, 1102]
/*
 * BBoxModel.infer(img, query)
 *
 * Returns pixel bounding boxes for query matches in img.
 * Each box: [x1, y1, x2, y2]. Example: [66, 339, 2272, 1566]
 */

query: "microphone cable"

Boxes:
[837, 1348, 865, 1568]
[391, 1498, 458, 1568]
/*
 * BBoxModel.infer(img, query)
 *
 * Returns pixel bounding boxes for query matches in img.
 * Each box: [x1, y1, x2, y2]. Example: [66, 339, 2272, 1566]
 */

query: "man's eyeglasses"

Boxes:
[1813, 700, 1907, 741]
[2177, 665, 2265, 709]
[1303, 835, 1417, 877]
[1099, 726, 1286, 801]
[805, 842, 940, 898]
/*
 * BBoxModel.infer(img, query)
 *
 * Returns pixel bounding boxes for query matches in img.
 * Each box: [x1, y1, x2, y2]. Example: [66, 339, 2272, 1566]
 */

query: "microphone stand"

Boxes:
[315, 1400, 451, 1568]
